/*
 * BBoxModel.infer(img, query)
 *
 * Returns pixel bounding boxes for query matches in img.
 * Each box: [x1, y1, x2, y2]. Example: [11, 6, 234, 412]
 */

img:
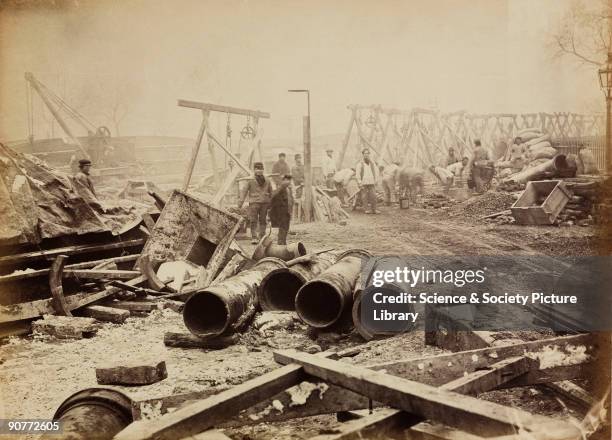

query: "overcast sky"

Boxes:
[0, 0, 604, 143]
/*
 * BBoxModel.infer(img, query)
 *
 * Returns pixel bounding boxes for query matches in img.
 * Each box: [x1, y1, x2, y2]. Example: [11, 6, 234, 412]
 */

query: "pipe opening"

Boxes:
[260, 270, 305, 311]
[296, 242, 307, 256]
[183, 292, 229, 336]
[296, 281, 343, 328]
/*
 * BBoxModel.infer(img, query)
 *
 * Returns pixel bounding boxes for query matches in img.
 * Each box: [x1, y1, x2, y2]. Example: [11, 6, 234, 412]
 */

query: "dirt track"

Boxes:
[289, 204, 594, 257]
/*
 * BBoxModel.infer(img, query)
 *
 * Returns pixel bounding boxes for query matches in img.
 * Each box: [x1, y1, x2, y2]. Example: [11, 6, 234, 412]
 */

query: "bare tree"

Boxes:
[551, 0, 612, 66]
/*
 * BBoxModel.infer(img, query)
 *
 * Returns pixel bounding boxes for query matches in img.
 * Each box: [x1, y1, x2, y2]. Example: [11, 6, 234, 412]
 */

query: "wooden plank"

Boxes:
[106, 300, 158, 314]
[307, 356, 537, 440]
[96, 360, 168, 385]
[178, 99, 270, 119]
[80, 305, 130, 323]
[182, 430, 233, 440]
[49, 255, 71, 316]
[0, 239, 145, 267]
[64, 269, 141, 280]
[115, 364, 306, 440]
[32, 315, 99, 339]
[183, 110, 210, 191]
[543, 381, 595, 410]
[273, 350, 579, 438]
[0, 275, 147, 323]
[131, 334, 593, 425]
[164, 333, 237, 349]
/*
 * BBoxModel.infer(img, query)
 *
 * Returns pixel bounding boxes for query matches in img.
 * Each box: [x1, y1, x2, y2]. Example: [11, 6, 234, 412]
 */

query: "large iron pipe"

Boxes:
[258, 251, 339, 311]
[264, 242, 307, 261]
[295, 249, 371, 329]
[351, 256, 412, 340]
[183, 257, 286, 337]
[46, 388, 133, 440]
[505, 154, 570, 184]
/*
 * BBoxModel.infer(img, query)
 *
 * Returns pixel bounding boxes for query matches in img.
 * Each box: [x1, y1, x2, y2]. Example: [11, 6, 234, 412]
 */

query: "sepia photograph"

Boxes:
[0, 0, 610, 439]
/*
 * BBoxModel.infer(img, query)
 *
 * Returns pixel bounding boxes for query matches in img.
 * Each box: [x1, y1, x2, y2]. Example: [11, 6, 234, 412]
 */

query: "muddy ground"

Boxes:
[0, 202, 597, 439]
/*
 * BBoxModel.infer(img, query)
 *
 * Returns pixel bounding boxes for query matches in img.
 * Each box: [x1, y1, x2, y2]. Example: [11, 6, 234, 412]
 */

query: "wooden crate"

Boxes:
[510, 180, 571, 225]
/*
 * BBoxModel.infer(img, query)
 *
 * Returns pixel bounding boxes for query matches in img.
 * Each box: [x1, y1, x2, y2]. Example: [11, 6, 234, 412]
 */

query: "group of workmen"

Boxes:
[237, 139, 493, 245]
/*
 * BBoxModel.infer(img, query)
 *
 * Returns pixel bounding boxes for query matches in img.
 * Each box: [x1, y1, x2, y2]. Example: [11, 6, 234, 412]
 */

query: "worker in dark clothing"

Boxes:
[238, 162, 273, 244]
[73, 159, 103, 211]
[74, 159, 96, 196]
[291, 154, 304, 198]
[269, 174, 293, 245]
[272, 153, 290, 185]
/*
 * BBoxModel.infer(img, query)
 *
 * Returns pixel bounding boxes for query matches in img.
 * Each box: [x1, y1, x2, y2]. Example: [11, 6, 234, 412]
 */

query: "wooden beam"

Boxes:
[64, 269, 141, 280]
[115, 364, 306, 440]
[178, 100, 270, 119]
[164, 333, 238, 349]
[273, 350, 580, 438]
[131, 334, 593, 425]
[181, 430, 233, 440]
[49, 255, 71, 316]
[80, 305, 130, 323]
[315, 356, 536, 440]
[207, 132, 251, 174]
[183, 110, 210, 192]
[0, 275, 147, 323]
[0, 239, 145, 267]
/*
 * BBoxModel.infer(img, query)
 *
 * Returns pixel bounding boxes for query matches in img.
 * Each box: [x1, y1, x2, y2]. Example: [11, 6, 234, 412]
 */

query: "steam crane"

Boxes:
[24, 72, 112, 160]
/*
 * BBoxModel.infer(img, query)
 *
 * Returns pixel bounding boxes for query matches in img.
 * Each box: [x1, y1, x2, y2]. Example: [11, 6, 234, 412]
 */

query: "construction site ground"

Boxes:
[0, 204, 595, 439]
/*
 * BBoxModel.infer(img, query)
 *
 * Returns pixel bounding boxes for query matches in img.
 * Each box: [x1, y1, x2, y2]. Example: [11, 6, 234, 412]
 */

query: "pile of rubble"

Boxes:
[448, 191, 518, 219]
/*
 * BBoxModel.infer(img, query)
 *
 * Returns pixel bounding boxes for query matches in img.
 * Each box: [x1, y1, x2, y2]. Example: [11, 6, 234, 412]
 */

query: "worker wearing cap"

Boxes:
[269, 174, 293, 245]
[272, 152, 290, 185]
[238, 162, 273, 244]
[73, 158, 103, 211]
[321, 148, 337, 189]
[74, 159, 96, 197]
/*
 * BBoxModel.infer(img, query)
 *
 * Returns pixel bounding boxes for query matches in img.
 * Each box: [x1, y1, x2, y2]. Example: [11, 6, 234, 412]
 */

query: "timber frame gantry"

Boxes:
[338, 105, 605, 169]
[178, 99, 270, 197]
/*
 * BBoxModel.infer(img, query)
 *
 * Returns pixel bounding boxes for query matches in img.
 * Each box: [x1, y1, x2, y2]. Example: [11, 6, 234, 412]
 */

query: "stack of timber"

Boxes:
[295, 187, 349, 223]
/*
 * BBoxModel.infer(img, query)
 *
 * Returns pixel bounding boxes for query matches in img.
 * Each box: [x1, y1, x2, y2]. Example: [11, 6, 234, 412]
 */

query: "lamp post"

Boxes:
[288, 89, 313, 222]
[599, 51, 612, 175]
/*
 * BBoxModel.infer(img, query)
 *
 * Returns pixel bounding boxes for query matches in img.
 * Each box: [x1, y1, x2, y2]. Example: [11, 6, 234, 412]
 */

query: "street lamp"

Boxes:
[598, 51, 612, 175]
[288, 89, 313, 222]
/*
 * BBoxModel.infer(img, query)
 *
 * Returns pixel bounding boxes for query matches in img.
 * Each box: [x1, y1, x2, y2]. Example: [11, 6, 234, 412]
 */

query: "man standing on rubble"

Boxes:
[272, 153, 290, 185]
[321, 148, 337, 189]
[269, 174, 293, 245]
[238, 162, 273, 244]
[73, 159, 103, 211]
[355, 148, 380, 214]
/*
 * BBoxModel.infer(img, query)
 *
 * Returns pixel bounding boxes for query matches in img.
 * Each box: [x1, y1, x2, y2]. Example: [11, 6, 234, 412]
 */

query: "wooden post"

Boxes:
[207, 137, 220, 189]
[337, 108, 356, 169]
[303, 115, 313, 222]
[182, 110, 209, 192]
